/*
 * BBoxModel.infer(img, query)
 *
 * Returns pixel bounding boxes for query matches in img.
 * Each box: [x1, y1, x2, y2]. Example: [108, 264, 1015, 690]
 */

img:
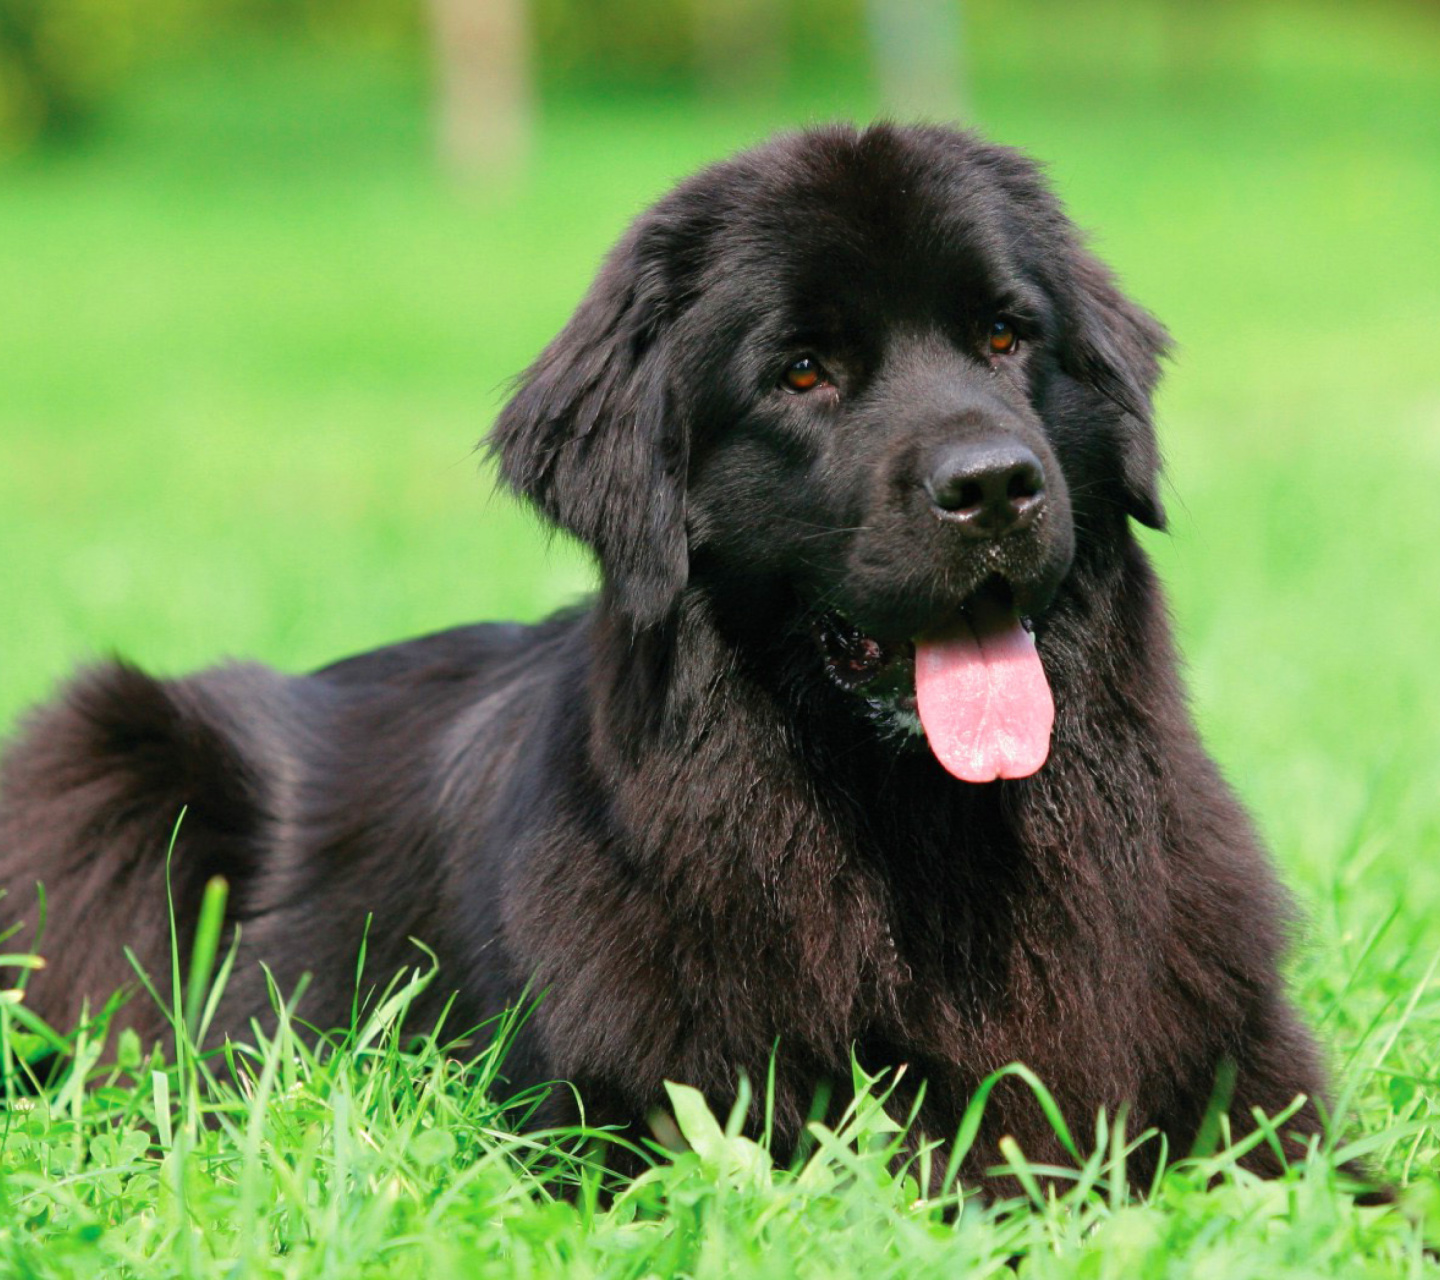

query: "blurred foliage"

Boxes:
[0, 0, 419, 153]
[2, 0, 1436, 155]
[533, 0, 866, 88]
[0, 0, 150, 152]
[214, 0, 422, 50]
[0, 0, 874, 155]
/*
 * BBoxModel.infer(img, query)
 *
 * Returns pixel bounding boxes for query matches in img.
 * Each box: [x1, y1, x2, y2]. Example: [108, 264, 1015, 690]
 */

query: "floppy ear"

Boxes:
[1061, 251, 1172, 531]
[489, 221, 689, 626]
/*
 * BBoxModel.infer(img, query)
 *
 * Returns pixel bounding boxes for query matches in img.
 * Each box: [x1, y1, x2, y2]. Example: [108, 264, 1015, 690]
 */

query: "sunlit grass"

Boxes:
[0, 877, 1431, 1276]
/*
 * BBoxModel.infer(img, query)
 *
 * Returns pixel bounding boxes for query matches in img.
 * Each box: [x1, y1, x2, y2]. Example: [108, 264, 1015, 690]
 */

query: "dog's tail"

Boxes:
[0, 660, 282, 1039]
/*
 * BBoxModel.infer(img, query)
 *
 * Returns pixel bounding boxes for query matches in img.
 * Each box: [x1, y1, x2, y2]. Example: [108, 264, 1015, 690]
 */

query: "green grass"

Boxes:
[2, 3, 1440, 1273]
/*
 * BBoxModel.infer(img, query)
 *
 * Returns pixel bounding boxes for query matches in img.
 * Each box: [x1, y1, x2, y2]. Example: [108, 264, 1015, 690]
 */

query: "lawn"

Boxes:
[1, 3, 1439, 1274]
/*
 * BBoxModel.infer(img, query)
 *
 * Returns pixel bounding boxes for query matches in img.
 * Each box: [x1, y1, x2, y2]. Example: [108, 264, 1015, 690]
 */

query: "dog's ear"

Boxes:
[1061, 251, 1171, 531]
[489, 220, 690, 626]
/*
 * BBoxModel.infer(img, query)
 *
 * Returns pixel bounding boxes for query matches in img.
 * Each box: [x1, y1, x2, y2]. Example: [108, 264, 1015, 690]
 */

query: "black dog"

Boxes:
[0, 124, 1368, 1192]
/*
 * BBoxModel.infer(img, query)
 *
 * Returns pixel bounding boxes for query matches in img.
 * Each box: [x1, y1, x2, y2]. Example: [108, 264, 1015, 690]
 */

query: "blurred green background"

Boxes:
[1, 0, 1438, 987]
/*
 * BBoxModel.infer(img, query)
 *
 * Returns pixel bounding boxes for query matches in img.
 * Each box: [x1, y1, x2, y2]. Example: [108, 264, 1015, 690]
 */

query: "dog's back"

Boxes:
[0, 620, 563, 1044]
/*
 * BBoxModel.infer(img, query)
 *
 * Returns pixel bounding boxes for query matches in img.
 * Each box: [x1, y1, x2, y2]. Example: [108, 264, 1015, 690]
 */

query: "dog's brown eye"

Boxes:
[988, 320, 1019, 355]
[783, 357, 825, 392]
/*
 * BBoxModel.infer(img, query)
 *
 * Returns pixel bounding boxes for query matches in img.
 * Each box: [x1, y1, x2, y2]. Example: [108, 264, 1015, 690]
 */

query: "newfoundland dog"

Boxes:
[0, 124, 1371, 1193]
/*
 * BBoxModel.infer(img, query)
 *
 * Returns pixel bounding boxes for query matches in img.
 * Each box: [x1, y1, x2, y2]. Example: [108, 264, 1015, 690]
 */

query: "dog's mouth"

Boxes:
[816, 580, 1054, 783]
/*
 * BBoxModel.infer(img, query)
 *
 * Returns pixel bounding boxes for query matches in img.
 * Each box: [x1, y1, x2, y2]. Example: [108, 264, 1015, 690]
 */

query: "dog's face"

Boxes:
[493, 125, 1169, 780]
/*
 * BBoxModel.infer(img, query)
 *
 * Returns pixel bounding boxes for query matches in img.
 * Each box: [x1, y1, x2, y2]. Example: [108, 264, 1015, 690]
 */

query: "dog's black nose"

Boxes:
[925, 440, 1046, 536]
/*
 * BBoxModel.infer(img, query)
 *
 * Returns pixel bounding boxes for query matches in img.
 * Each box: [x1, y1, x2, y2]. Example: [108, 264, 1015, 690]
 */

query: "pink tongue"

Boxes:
[914, 599, 1054, 783]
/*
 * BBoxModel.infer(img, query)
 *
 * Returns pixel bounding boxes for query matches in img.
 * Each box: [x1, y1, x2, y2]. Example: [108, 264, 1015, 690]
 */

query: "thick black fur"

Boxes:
[0, 125, 1373, 1194]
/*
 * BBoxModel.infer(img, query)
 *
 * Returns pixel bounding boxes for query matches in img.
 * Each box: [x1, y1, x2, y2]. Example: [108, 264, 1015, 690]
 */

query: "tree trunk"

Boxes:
[428, 0, 532, 183]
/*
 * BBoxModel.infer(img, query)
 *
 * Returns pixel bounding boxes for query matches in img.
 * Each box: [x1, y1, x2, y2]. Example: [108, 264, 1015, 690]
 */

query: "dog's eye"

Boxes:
[988, 320, 1019, 355]
[782, 357, 827, 393]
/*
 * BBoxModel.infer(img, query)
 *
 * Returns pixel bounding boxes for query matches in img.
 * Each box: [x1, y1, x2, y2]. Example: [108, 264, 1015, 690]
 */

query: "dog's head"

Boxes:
[491, 124, 1168, 781]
